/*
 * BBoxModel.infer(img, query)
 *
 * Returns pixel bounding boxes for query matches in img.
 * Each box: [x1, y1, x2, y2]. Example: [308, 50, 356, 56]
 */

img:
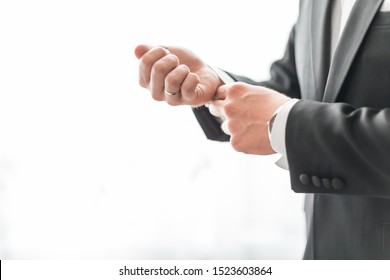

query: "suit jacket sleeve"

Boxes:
[287, 100, 390, 198]
[192, 26, 301, 141]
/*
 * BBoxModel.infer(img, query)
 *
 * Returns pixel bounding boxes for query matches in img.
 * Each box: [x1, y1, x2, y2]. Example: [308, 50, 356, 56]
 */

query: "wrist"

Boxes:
[267, 105, 283, 153]
[269, 98, 300, 155]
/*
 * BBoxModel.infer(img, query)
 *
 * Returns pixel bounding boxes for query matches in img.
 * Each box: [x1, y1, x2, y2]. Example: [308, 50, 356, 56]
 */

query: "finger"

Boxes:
[138, 47, 170, 88]
[215, 85, 228, 100]
[180, 72, 200, 103]
[134, 44, 153, 60]
[164, 64, 190, 95]
[221, 121, 230, 135]
[150, 54, 180, 101]
[209, 100, 225, 119]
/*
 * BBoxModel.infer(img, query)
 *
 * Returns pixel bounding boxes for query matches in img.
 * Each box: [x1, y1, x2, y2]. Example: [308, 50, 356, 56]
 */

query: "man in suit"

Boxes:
[134, 0, 390, 259]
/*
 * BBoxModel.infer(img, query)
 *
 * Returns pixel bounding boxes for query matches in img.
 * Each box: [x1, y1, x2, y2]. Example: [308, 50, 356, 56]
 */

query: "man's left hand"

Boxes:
[209, 82, 290, 155]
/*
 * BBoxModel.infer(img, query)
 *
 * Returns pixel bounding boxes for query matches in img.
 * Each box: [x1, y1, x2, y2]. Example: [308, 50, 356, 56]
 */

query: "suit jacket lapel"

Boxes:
[322, 0, 384, 103]
[311, 0, 332, 101]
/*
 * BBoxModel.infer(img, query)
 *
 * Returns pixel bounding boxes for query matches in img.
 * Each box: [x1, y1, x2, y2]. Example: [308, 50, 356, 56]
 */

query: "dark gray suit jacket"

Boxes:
[193, 0, 390, 259]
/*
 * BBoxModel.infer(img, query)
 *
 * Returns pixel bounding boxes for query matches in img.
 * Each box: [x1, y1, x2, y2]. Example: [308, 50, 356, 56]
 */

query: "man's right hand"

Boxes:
[134, 45, 222, 107]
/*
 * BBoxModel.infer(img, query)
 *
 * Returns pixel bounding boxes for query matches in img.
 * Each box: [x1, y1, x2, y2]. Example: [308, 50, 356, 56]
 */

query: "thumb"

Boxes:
[215, 85, 228, 100]
[134, 44, 153, 59]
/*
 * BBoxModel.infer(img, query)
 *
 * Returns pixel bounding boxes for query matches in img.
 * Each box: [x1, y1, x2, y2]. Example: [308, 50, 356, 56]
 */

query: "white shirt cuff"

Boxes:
[270, 99, 299, 154]
[209, 66, 235, 85]
[270, 99, 299, 170]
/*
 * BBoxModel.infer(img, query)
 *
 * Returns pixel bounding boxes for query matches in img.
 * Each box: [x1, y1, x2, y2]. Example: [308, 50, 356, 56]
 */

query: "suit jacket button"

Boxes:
[311, 176, 321, 187]
[299, 174, 310, 185]
[331, 178, 345, 190]
[322, 178, 331, 189]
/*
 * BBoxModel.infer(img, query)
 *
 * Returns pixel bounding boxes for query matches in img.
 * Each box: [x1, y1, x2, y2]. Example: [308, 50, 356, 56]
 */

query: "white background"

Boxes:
[0, 0, 304, 259]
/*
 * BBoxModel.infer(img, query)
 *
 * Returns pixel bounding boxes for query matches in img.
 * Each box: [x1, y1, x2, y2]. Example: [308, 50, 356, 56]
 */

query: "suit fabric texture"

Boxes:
[192, 0, 390, 259]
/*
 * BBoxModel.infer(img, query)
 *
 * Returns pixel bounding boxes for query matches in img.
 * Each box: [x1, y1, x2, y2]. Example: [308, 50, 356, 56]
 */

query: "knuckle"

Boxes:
[167, 54, 179, 65]
[224, 102, 236, 116]
[179, 64, 190, 73]
[166, 98, 180, 106]
[140, 54, 154, 67]
[152, 55, 179, 74]
[140, 47, 170, 66]
[152, 60, 167, 74]
[151, 91, 163, 101]
[230, 82, 246, 93]
[154, 46, 169, 54]
[227, 120, 239, 134]
[230, 136, 242, 152]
